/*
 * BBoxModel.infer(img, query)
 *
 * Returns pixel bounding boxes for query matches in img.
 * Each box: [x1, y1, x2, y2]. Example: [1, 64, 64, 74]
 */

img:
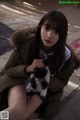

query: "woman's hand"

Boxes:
[26, 59, 45, 73]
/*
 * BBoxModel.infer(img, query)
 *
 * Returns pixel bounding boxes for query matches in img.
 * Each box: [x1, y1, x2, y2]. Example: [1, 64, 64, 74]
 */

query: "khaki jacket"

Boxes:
[0, 28, 77, 94]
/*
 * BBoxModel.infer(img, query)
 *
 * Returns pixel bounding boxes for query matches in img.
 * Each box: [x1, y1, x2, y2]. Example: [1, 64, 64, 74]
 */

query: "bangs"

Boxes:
[43, 18, 58, 32]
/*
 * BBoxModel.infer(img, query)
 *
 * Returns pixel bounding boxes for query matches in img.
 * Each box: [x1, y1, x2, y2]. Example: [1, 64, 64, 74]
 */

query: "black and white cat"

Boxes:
[25, 66, 50, 98]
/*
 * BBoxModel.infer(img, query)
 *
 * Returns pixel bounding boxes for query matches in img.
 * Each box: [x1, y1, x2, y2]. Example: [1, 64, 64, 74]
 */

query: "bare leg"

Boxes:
[1, 85, 42, 120]
[1, 85, 26, 120]
[24, 95, 42, 120]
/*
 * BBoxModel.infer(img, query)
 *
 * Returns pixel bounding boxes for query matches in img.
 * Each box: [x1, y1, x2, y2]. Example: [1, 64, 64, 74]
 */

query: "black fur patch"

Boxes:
[34, 67, 47, 78]
[30, 77, 37, 89]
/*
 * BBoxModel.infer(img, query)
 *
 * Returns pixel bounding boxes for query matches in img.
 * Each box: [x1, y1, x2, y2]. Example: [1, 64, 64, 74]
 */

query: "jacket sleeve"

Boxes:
[4, 48, 28, 78]
[48, 77, 67, 94]
[49, 54, 75, 93]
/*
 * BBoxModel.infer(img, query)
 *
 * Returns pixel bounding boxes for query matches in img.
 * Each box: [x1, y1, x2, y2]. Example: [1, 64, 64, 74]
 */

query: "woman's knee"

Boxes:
[7, 84, 26, 117]
[8, 84, 26, 106]
[4, 85, 27, 120]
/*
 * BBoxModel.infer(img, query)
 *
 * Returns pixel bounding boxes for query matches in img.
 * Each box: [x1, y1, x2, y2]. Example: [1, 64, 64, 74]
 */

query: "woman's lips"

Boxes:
[45, 39, 52, 43]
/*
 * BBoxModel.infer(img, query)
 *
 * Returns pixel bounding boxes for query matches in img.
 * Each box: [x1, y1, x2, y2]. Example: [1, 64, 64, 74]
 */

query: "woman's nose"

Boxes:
[46, 31, 53, 39]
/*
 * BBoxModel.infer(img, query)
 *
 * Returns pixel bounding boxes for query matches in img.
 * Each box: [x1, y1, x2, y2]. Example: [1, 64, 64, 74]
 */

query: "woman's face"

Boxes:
[41, 24, 59, 48]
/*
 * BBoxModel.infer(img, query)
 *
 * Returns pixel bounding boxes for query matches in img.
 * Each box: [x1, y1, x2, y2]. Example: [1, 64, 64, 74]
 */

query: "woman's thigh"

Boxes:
[8, 86, 42, 119]
[24, 95, 42, 119]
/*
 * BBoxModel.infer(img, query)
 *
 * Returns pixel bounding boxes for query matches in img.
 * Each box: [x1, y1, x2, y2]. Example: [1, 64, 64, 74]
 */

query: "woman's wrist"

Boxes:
[26, 65, 33, 73]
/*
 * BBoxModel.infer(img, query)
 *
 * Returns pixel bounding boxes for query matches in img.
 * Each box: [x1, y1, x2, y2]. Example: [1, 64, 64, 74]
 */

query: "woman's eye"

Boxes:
[46, 27, 49, 30]
[44, 26, 49, 31]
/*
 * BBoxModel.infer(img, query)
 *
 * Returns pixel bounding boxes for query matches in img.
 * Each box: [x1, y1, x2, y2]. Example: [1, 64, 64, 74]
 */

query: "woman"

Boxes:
[0, 11, 79, 120]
